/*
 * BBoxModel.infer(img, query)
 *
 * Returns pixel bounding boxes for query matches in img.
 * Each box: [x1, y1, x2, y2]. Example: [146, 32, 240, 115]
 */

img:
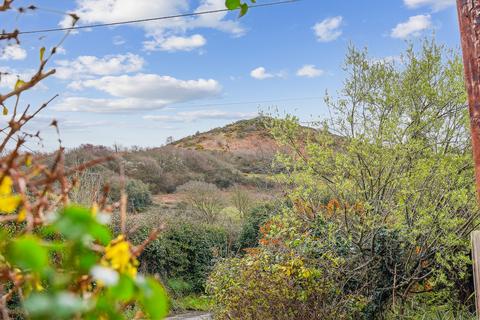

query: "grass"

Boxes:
[174, 295, 214, 312]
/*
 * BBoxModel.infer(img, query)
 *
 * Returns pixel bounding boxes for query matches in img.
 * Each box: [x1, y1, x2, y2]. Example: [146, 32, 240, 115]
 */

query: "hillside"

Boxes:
[61, 117, 287, 199]
[172, 117, 278, 156]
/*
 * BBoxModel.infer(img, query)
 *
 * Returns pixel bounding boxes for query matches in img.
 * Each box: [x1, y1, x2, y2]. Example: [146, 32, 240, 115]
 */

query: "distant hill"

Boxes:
[172, 117, 278, 157]
[61, 118, 280, 195]
[61, 117, 328, 195]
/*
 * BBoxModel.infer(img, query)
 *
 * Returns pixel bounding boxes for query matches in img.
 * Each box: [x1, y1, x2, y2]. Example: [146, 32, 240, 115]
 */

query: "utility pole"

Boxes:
[456, 1, 480, 317]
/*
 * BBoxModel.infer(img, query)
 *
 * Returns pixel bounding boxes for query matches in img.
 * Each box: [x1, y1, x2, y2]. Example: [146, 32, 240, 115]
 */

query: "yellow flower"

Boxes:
[25, 154, 32, 167]
[33, 277, 44, 291]
[17, 207, 27, 222]
[101, 235, 138, 278]
[0, 176, 21, 214]
[91, 202, 99, 217]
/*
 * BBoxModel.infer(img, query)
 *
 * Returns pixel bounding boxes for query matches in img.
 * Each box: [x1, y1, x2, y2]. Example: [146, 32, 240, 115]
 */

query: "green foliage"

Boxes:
[126, 179, 153, 212]
[236, 203, 273, 250]
[176, 295, 213, 312]
[386, 298, 475, 319]
[167, 278, 194, 297]
[208, 219, 367, 319]
[7, 236, 48, 273]
[132, 222, 229, 293]
[211, 39, 477, 318]
[225, 0, 255, 17]
[109, 178, 153, 212]
[1, 206, 169, 319]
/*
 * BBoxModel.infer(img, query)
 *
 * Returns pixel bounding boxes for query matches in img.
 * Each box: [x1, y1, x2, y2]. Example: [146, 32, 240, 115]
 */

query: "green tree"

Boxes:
[210, 39, 478, 318]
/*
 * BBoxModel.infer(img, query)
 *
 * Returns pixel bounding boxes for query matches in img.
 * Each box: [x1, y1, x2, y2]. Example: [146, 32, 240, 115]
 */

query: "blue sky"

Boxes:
[0, 0, 461, 150]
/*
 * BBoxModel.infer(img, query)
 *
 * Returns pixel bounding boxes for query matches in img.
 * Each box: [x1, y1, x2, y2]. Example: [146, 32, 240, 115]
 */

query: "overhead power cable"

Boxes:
[18, 0, 301, 35]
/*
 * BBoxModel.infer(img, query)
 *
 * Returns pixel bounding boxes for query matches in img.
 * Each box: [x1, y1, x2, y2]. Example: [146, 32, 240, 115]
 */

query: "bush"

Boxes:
[109, 178, 153, 212]
[166, 278, 194, 298]
[177, 181, 225, 223]
[126, 179, 153, 212]
[208, 247, 366, 320]
[132, 222, 229, 292]
[236, 204, 273, 251]
[230, 186, 253, 217]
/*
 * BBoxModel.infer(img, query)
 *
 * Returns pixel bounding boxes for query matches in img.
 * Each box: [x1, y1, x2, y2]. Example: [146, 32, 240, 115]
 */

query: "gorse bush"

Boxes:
[210, 39, 478, 319]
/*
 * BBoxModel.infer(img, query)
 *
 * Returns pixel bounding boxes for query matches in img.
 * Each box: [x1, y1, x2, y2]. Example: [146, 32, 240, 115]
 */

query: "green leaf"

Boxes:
[226, 0, 241, 9]
[91, 295, 124, 320]
[40, 47, 46, 62]
[109, 275, 135, 301]
[7, 236, 48, 272]
[14, 79, 25, 90]
[78, 250, 98, 271]
[24, 292, 89, 319]
[139, 277, 169, 319]
[55, 206, 111, 245]
[239, 3, 248, 17]
[89, 223, 112, 245]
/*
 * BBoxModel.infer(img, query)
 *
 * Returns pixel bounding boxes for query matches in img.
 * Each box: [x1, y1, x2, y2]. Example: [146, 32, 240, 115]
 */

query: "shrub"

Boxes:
[109, 178, 153, 212]
[230, 186, 253, 217]
[208, 247, 366, 320]
[69, 169, 104, 206]
[126, 179, 153, 212]
[166, 278, 194, 298]
[133, 222, 229, 292]
[177, 181, 225, 223]
[236, 204, 273, 251]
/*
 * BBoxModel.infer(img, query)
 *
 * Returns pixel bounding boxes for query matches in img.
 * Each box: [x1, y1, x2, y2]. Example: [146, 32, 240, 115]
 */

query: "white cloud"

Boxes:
[144, 110, 257, 122]
[296, 65, 324, 78]
[404, 0, 454, 11]
[77, 74, 220, 99]
[113, 35, 126, 46]
[189, 0, 245, 35]
[63, 0, 243, 51]
[391, 15, 431, 39]
[250, 67, 274, 80]
[146, 34, 206, 52]
[313, 16, 343, 42]
[54, 73, 222, 113]
[0, 67, 36, 89]
[11, 114, 115, 132]
[0, 45, 27, 60]
[54, 97, 170, 113]
[55, 46, 67, 55]
[54, 53, 144, 80]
